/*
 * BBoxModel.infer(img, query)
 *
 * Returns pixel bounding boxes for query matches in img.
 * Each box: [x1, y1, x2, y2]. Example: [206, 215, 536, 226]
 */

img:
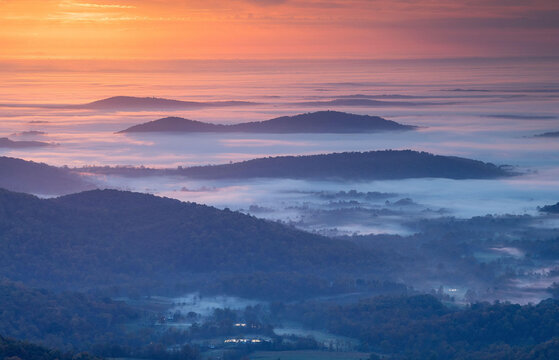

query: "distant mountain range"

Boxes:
[118, 111, 416, 134]
[0, 137, 51, 148]
[78, 150, 515, 180]
[1, 150, 513, 197]
[0, 95, 455, 111]
[9, 130, 47, 137]
[77, 96, 256, 110]
[534, 131, 559, 138]
[0, 96, 256, 110]
[296, 98, 453, 107]
[0, 156, 92, 195]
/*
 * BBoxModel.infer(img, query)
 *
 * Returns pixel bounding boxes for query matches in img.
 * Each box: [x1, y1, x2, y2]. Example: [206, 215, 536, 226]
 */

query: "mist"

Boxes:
[2, 58, 559, 305]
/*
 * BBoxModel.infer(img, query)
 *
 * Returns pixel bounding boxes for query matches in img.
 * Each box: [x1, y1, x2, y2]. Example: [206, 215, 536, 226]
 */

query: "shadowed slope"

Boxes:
[0, 189, 380, 289]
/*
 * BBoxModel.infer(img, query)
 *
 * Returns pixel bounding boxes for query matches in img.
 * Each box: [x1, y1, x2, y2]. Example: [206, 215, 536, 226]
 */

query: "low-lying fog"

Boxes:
[92, 173, 558, 236]
[2, 58, 559, 304]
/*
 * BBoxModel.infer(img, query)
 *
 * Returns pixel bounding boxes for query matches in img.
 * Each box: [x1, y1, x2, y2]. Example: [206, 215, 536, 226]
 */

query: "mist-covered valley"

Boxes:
[2, 58, 559, 360]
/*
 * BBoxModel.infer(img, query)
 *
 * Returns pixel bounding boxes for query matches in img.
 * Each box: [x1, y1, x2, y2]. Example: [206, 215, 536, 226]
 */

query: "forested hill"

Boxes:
[77, 150, 514, 180]
[286, 294, 559, 359]
[118, 111, 415, 133]
[540, 202, 559, 213]
[0, 188, 379, 290]
[0, 156, 92, 195]
[177, 150, 513, 180]
[0, 335, 100, 360]
[0, 279, 137, 350]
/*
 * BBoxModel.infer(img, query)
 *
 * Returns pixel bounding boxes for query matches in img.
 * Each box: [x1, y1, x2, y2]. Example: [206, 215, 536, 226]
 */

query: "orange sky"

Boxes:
[1, 0, 559, 59]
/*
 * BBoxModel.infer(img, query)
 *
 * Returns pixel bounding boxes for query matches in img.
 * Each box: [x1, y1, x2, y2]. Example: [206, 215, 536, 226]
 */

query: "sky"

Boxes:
[1, 0, 559, 59]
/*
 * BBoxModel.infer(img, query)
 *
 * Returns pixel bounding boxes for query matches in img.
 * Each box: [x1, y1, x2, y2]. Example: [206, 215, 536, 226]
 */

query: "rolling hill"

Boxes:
[0, 188, 380, 290]
[0, 156, 92, 195]
[78, 150, 514, 181]
[118, 111, 416, 134]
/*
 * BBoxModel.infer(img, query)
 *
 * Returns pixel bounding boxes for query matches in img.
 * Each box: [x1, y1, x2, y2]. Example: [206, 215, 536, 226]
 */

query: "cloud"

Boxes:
[2, 0, 559, 58]
[70, 2, 136, 9]
[242, 0, 288, 5]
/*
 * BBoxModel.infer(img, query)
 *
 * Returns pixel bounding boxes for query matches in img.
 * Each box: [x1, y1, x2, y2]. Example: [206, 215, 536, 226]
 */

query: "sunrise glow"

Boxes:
[1, 0, 559, 59]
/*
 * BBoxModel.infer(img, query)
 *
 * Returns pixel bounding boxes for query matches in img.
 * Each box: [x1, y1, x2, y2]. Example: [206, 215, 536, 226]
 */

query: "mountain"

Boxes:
[119, 116, 226, 133]
[0, 137, 51, 148]
[0, 157, 92, 195]
[77, 96, 255, 110]
[0, 96, 255, 110]
[82, 150, 513, 181]
[540, 202, 559, 213]
[10, 130, 47, 137]
[535, 131, 559, 138]
[118, 111, 416, 134]
[296, 98, 451, 107]
[0, 188, 379, 291]
[178, 150, 512, 180]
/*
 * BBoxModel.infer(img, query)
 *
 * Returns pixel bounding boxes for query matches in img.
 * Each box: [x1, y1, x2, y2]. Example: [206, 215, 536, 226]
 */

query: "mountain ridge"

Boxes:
[78, 150, 515, 181]
[0, 188, 380, 290]
[118, 111, 416, 134]
[0, 156, 92, 195]
[534, 131, 559, 138]
[0, 137, 52, 148]
[81, 96, 255, 110]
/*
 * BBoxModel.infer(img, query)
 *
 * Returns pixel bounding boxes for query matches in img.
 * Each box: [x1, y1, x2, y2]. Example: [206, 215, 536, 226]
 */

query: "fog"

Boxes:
[2, 58, 559, 304]
[89, 172, 557, 236]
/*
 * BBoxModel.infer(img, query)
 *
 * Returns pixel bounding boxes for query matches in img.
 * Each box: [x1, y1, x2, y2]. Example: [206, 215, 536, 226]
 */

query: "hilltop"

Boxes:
[0, 156, 92, 195]
[118, 111, 416, 134]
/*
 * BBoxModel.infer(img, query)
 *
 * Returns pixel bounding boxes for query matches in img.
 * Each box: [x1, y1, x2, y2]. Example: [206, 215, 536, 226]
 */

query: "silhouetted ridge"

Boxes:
[297, 98, 449, 107]
[81, 96, 254, 110]
[119, 116, 226, 133]
[540, 202, 559, 213]
[0, 137, 51, 148]
[176, 150, 513, 180]
[0, 156, 92, 195]
[535, 131, 559, 138]
[118, 111, 416, 134]
[77, 150, 514, 180]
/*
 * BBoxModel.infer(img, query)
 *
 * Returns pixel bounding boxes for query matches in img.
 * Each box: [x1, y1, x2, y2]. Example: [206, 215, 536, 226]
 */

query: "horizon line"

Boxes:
[1, 55, 558, 62]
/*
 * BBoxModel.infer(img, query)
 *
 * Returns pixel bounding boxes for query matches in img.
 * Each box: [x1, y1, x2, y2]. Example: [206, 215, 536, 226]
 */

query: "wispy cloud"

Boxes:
[61, 1, 136, 9]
